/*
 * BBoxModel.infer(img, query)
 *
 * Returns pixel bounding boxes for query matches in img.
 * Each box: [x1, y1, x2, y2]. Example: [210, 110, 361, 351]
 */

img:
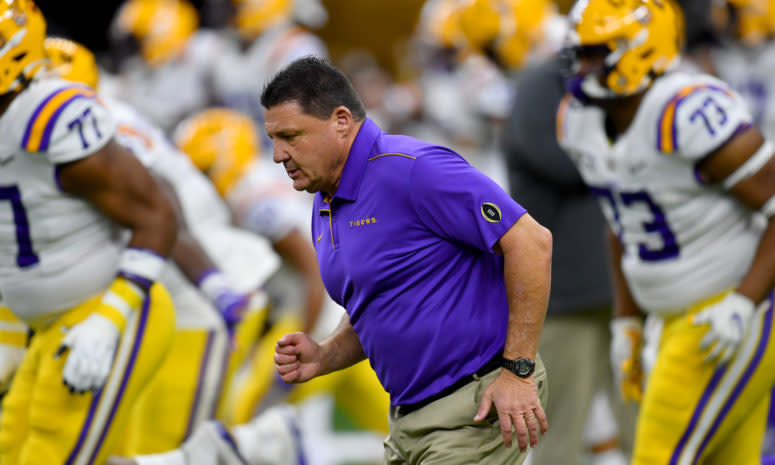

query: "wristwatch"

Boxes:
[501, 357, 536, 378]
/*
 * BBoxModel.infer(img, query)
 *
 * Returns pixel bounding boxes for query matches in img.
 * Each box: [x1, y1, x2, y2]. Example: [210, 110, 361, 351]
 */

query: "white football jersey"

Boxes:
[712, 42, 775, 141]
[227, 160, 312, 242]
[0, 78, 123, 324]
[107, 98, 280, 298]
[557, 72, 764, 314]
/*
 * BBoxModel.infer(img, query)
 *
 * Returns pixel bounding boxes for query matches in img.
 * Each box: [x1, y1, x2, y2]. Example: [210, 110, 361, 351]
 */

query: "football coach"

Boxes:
[268, 56, 552, 464]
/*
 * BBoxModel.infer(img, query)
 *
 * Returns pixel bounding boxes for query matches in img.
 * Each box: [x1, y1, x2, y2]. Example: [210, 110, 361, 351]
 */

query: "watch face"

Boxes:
[517, 359, 531, 375]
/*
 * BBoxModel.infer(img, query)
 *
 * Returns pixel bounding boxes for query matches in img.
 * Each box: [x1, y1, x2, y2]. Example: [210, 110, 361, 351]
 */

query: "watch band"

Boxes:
[501, 357, 536, 378]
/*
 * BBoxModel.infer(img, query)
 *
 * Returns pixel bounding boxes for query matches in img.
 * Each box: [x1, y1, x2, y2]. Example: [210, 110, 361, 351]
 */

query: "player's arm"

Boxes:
[58, 138, 177, 258]
[271, 229, 326, 333]
[697, 127, 775, 303]
[607, 227, 641, 319]
[152, 174, 252, 333]
[56, 139, 177, 393]
[606, 226, 644, 402]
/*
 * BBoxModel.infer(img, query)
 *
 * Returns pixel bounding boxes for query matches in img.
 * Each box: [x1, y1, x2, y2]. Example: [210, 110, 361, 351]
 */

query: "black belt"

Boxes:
[393, 351, 503, 416]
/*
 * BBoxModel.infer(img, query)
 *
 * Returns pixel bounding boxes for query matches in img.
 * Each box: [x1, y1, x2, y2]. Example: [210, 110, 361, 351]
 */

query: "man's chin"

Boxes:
[292, 180, 316, 194]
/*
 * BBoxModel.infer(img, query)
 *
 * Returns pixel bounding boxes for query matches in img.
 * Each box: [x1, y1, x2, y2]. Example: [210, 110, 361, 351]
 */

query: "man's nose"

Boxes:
[273, 144, 289, 164]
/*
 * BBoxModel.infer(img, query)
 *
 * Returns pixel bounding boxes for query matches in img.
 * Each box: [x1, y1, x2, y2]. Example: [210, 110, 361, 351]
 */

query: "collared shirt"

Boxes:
[312, 118, 527, 405]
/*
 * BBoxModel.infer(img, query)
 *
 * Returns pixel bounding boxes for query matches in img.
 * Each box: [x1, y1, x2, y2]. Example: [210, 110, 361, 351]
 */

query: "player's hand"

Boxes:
[692, 291, 755, 365]
[474, 371, 548, 451]
[213, 289, 252, 333]
[57, 313, 121, 393]
[274, 332, 323, 383]
[0, 343, 25, 394]
[198, 270, 252, 334]
[610, 316, 643, 403]
[56, 277, 145, 394]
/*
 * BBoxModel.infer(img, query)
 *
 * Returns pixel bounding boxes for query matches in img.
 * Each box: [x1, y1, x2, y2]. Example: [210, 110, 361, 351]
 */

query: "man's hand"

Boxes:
[57, 313, 121, 393]
[274, 332, 324, 383]
[692, 292, 755, 365]
[473, 371, 548, 451]
[610, 316, 643, 402]
[0, 343, 25, 394]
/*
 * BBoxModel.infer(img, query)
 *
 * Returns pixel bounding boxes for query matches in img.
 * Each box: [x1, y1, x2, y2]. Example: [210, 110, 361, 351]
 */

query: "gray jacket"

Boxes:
[502, 57, 612, 316]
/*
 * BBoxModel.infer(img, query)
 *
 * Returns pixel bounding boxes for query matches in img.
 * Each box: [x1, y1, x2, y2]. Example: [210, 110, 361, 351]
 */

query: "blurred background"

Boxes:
[29, 0, 775, 464]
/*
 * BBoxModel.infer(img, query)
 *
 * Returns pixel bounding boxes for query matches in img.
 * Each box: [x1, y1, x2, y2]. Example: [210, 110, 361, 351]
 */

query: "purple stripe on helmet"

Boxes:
[184, 330, 215, 440]
[39, 94, 94, 151]
[22, 87, 67, 149]
[85, 295, 151, 465]
[669, 362, 728, 464]
[691, 294, 774, 464]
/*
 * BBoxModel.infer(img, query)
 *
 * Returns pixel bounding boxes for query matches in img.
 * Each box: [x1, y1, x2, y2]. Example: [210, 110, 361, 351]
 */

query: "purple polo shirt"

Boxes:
[311, 118, 527, 405]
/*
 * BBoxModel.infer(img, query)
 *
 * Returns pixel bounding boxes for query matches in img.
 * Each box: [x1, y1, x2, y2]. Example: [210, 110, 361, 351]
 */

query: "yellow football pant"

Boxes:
[0, 283, 175, 465]
[119, 327, 229, 455]
[232, 314, 389, 434]
[216, 303, 269, 424]
[121, 298, 268, 453]
[634, 291, 775, 465]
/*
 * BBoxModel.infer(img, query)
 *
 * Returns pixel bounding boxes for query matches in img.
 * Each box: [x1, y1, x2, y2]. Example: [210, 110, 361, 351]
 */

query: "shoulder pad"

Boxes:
[16, 79, 116, 163]
[656, 81, 751, 160]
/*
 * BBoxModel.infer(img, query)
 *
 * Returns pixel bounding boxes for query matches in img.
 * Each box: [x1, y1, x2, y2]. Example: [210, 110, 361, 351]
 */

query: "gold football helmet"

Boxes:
[713, 0, 775, 46]
[458, 0, 502, 51]
[233, 0, 292, 41]
[418, 0, 465, 49]
[496, 0, 559, 70]
[568, 0, 684, 97]
[0, 0, 46, 94]
[44, 37, 99, 89]
[112, 0, 198, 67]
[173, 108, 258, 197]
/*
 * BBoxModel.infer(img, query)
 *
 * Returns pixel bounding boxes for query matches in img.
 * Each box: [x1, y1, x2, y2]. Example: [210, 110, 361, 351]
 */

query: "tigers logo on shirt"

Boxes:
[481, 203, 501, 223]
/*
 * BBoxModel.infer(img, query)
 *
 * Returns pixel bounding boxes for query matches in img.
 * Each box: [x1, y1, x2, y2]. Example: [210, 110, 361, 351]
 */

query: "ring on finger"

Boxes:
[525, 415, 536, 421]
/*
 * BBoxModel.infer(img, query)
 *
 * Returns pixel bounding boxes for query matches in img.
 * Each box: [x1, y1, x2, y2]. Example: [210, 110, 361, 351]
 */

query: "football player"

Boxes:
[558, 0, 775, 463]
[107, 0, 207, 132]
[0, 1, 178, 463]
[44, 37, 280, 456]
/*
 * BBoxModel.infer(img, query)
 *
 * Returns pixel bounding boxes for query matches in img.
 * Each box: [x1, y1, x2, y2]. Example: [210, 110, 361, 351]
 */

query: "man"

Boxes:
[558, 0, 775, 463]
[0, 1, 177, 464]
[269, 56, 552, 464]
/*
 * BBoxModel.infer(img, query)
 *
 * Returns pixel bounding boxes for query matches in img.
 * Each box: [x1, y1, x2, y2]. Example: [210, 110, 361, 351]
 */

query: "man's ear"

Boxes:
[333, 106, 353, 135]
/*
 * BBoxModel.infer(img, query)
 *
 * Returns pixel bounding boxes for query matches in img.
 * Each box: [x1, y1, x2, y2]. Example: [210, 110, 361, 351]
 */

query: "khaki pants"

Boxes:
[530, 311, 638, 465]
[384, 355, 547, 464]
